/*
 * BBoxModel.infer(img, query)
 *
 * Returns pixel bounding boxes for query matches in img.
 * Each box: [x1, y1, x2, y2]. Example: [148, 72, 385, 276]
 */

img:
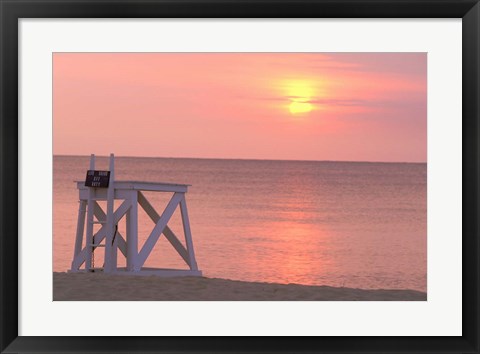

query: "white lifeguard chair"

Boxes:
[70, 154, 202, 276]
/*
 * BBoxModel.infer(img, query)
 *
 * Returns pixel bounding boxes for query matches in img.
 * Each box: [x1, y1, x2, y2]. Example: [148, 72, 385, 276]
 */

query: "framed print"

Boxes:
[1, 0, 479, 353]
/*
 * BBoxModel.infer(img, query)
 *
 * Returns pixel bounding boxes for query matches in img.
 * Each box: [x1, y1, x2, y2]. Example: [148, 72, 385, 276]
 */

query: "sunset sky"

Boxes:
[53, 53, 426, 162]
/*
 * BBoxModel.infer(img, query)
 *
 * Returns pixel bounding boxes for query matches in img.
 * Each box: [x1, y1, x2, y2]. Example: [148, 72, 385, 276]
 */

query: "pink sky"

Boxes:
[53, 53, 426, 162]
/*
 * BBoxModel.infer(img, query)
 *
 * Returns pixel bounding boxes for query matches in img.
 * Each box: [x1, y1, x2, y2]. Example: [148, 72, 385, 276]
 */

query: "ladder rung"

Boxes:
[89, 244, 105, 247]
[89, 220, 106, 224]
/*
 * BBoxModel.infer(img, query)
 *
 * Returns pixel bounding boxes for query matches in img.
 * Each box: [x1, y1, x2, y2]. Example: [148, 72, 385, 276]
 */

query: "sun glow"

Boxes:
[285, 80, 316, 115]
[289, 101, 312, 114]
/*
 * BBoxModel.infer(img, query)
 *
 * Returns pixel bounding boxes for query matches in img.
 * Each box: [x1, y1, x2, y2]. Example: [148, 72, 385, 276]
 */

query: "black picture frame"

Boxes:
[1, 0, 478, 353]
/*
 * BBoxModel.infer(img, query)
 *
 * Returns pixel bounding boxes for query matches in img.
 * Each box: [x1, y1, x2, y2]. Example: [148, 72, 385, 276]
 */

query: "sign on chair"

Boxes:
[85, 170, 110, 188]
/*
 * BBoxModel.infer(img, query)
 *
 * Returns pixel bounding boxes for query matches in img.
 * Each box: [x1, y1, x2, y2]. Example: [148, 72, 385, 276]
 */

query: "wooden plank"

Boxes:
[137, 191, 158, 219]
[73, 200, 87, 258]
[179, 197, 198, 271]
[163, 227, 191, 267]
[137, 192, 183, 268]
[83, 155, 95, 271]
[131, 182, 188, 193]
[77, 180, 190, 188]
[137, 192, 190, 266]
[79, 188, 150, 201]
[85, 189, 94, 270]
[126, 191, 138, 271]
[103, 154, 116, 272]
[116, 234, 127, 258]
[77, 181, 189, 194]
[71, 249, 86, 270]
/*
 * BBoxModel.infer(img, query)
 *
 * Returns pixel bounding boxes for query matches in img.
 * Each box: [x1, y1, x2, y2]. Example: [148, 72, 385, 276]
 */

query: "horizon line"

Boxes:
[53, 154, 427, 164]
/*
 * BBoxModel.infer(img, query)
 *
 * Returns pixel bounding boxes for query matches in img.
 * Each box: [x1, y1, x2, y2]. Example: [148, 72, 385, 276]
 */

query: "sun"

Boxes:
[284, 80, 315, 115]
[289, 101, 312, 114]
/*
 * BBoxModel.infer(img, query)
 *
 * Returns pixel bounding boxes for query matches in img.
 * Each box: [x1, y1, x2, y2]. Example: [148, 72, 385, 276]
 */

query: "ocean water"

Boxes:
[53, 156, 427, 292]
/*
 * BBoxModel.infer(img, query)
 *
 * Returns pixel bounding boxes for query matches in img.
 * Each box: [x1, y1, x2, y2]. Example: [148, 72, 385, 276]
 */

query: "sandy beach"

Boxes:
[53, 272, 426, 301]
